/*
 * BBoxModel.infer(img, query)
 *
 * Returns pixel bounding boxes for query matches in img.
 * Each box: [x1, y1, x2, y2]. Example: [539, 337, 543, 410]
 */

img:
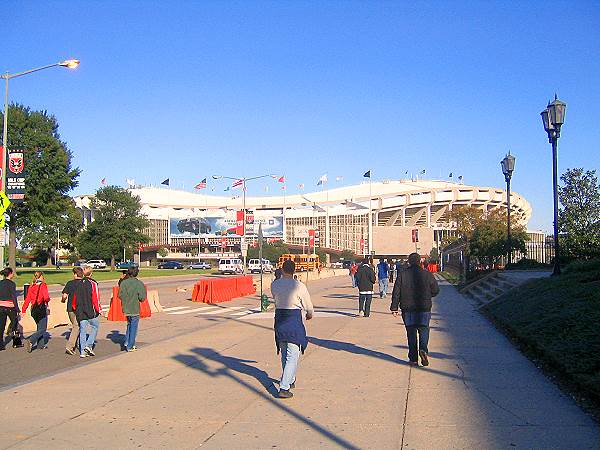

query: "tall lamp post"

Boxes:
[541, 95, 566, 276]
[1, 59, 80, 269]
[212, 174, 273, 272]
[500, 153, 516, 265]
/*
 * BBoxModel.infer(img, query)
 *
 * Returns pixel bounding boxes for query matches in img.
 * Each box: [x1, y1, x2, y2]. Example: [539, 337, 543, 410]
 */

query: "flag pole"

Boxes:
[368, 171, 372, 257]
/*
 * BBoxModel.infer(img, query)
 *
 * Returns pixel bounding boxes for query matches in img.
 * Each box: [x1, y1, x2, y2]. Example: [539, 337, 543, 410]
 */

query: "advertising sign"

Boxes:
[169, 210, 283, 239]
[6, 149, 26, 202]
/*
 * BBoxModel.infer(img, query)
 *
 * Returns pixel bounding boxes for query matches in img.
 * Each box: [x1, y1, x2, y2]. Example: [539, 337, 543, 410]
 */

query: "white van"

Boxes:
[218, 258, 243, 275]
[248, 258, 274, 274]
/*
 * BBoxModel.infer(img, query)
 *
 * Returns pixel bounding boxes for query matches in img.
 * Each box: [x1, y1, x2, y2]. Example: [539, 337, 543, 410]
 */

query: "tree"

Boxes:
[157, 247, 169, 258]
[339, 249, 357, 261]
[77, 186, 149, 269]
[1, 104, 81, 268]
[247, 241, 290, 262]
[559, 168, 600, 260]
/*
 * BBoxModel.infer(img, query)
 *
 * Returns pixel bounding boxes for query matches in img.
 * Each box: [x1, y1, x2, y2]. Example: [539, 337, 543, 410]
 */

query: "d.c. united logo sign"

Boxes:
[9, 152, 24, 174]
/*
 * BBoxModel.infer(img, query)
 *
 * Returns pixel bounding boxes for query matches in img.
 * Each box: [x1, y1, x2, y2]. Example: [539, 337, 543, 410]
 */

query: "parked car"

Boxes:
[187, 261, 211, 270]
[157, 261, 184, 269]
[85, 259, 107, 269]
[331, 261, 343, 269]
[342, 260, 353, 269]
[247, 258, 273, 273]
[116, 261, 139, 270]
[218, 258, 243, 275]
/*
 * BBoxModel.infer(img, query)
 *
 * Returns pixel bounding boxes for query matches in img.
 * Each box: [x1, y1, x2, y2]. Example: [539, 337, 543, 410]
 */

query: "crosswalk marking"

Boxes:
[197, 306, 248, 315]
[162, 306, 190, 312]
[168, 306, 221, 315]
[231, 308, 260, 316]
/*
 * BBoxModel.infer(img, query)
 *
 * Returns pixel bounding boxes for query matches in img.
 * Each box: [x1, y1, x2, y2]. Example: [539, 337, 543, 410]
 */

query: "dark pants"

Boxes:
[405, 325, 430, 362]
[28, 316, 48, 348]
[358, 293, 373, 317]
[0, 308, 18, 348]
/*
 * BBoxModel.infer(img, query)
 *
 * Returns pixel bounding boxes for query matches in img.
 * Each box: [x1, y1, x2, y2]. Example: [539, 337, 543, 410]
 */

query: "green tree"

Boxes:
[339, 249, 357, 262]
[470, 209, 527, 266]
[247, 241, 290, 262]
[559, 168, 600, 260]
[1, 104, 81, 268]
[77, 186, 149, 269]
[157, 247, 169, 258]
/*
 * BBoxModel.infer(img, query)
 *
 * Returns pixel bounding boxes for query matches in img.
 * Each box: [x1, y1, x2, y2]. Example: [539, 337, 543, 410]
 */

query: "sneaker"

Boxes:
[419, 350, 429, 367]
[358, 311, 364, 317]
[290, 382, 296, 389]
[80, 353, 88, 358]
[127, 346, 137, 352]
[84, 347, 95, 357]
[65, 348, 75, 355]
[278, 389, 293, 399]
[40, 345, 48, 350]
[25, 340, 33, 353]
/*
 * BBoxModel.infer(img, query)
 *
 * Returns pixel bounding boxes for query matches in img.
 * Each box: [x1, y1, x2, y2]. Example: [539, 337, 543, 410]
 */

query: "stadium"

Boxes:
[75, 178, 540, 263]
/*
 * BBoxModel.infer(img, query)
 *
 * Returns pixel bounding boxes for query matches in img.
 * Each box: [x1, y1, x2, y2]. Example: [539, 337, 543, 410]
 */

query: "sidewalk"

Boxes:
[1, 276, 599, 449]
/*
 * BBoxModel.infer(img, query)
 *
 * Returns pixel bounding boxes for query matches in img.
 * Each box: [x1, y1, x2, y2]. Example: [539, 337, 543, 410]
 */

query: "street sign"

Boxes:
[6, 149, 26, 202]
[0, 191, 11, 226]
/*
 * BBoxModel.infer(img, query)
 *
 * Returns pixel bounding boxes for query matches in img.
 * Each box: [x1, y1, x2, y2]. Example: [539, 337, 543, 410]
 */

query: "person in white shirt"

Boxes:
[271, 259, 313, 399]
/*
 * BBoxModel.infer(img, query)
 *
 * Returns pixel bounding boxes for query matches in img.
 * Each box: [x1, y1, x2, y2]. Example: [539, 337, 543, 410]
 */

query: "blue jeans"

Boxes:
[280, 341, 300, 390]
[405, 326, 430, 362]
[28, 316, 48, 347]
[79, 317, 99, 355]
[351, 274, 356, 288]
[124, 315, 140, 350]
[358, 293, 373, 317]
[378, 278, 389, 297]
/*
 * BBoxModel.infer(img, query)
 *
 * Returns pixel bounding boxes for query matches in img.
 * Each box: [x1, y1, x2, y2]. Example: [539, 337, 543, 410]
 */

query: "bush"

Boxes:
[505, 258, 551, 270]
[563, 258, 600, 275]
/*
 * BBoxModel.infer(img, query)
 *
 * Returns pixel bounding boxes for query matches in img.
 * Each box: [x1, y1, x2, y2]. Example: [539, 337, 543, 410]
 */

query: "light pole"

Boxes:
[541, 95, 566, 276]
[1, 59, 80, 269]
[500, 152, 516, 265]
[212, 174, 273, 271]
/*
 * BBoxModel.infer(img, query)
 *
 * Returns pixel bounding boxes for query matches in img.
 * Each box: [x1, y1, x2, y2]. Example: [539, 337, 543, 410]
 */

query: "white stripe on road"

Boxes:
[168, 306, 221, 315]
[162, 306, 190, 312]
[231, 309, 259, 316]
[197, 306, 248, 315]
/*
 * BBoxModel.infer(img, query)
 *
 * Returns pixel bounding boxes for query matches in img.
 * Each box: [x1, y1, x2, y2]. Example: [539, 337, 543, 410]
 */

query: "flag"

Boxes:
[317, 174, 328, 185]
[195, 178, 207, 189]
[448, 173, 453, 178]
[404, 170, 408, 175]
[458, 175, 463, 181]
[264, 185, 269, 192]
[335, 176, 343, 182]
[282, 185, 286, 191]
[224, 186, 230, 192]
[101, 178, 107, 185]
[363, 170, 371, 178]
[161, 178, 170, 186]
[298, 183, 305, 190]
[420, 169, 426, 175]
[232, 179, 243, 189]
[278, 176, 285, 183]
[126, 178, 135, 186]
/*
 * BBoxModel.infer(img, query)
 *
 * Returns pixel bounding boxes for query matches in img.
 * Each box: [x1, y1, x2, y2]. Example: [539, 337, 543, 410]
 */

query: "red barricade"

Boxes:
[192, 276, 256, 303]
[107, 285, 152, 321]
[427, 264, 438, 273]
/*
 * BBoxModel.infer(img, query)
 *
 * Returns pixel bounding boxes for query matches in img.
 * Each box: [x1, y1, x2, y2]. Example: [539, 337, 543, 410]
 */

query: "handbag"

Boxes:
[30, 284, 47, 322]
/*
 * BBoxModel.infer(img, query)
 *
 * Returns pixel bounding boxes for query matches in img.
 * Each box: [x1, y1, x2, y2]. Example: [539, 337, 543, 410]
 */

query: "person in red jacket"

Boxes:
[21, 271, 51, 352]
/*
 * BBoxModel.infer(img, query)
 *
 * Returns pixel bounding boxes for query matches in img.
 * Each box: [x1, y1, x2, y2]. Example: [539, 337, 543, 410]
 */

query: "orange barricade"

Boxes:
[192, 276, 256, 304]
[426, 264, 438, 273]
[107, 285, 152, 321]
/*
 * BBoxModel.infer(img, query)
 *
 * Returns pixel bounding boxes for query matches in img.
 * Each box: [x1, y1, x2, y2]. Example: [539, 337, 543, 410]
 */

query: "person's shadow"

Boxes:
[309, 337, 410, 365]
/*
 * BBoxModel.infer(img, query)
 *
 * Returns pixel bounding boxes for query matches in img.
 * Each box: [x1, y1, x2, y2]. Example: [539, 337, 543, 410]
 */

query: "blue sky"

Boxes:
[3, 1, 599, 232]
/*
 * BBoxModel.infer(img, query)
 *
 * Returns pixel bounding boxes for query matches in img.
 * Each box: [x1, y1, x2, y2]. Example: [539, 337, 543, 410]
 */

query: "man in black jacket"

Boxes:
[355, 258, 376, 317]
[390, 253, 439, 366]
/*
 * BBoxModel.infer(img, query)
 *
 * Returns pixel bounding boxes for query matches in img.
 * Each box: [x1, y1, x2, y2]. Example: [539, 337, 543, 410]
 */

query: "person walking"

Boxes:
[390, 252, 439, 366]
[21, 272, 51, 352]
[377, 258, 390, 298]
[355, 258, 376, 317]
[62, 266, 84, 355]
[74, 266, 102, 358]
[349, 262, 358, 288]
[118, 266, 147, 352]
[0, 268, 21, 350]
[389, 259, 395, 284]
[271, 259, 313, 399]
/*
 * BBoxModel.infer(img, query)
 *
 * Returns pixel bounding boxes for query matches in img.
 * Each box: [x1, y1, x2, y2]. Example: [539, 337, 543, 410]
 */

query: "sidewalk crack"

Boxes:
[400, 366, 412, 448]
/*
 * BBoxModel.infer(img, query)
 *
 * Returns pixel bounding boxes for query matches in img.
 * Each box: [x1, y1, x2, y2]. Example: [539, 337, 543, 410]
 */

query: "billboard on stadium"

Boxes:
[169, 210, 283, 238]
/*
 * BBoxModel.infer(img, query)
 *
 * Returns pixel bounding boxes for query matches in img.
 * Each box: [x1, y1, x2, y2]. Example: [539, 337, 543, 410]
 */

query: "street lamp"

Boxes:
[500, 152, 516, 265]
[1, 59, 80, 269]
[541, 95, 566, 276]
[211, 174, 274, 272]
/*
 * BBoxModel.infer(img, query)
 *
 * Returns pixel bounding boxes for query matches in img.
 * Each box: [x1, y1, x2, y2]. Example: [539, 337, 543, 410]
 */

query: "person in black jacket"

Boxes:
[354, 258, 376, 317]
[0, 268, 20, 350]
[391, 253, 439, 366]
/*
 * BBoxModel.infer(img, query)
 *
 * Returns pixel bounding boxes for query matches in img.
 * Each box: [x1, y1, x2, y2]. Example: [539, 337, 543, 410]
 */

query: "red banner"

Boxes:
[236, 210, 244, 236]
[360, 238, 365, 253]
[309, 229, 315, 247]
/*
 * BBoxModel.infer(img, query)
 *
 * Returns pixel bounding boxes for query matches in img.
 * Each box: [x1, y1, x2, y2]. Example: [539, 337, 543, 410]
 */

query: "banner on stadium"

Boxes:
[169, 210, 283, 239]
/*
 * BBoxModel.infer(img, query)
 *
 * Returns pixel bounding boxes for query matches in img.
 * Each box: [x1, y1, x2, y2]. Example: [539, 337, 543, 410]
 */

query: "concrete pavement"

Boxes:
[1, 275, 598, 449]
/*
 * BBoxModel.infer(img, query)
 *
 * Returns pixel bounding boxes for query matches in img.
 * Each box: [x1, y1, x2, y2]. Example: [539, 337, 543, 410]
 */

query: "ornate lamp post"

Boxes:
[541, 95, 566, 276]
[500, 153, 516, 265]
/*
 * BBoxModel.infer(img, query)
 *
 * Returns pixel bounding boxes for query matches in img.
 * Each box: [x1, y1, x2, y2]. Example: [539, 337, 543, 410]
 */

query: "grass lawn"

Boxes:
[482, 265, 600, 409]
[13, 267, 213, 288]
[440, 271, 460, 285]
